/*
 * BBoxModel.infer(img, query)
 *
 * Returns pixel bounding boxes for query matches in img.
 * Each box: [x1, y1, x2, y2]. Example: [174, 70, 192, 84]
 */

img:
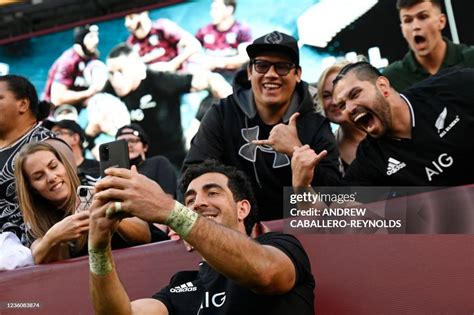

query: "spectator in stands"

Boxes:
[116, 124, 176, 197]
[89, 160, 315, 314]
[125, 11, 201, 72]
[103, 43, 231, 170]
[0, 75, 72, 247]
[293, 62, 474, 187]
[43, 24, 105, 108]
[190, 0, 253, 134]
[14, 142, 153, 264]
[316, 62, 366, 175]
[383, 0, 474, 91]
[195, 0, 252, 83]
[45, 119, 100, 184]
[183, 31, 341, 221]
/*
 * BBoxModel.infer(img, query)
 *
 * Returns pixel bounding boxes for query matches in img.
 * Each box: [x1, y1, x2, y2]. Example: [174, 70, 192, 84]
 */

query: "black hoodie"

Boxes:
[183, 70, 341, 221]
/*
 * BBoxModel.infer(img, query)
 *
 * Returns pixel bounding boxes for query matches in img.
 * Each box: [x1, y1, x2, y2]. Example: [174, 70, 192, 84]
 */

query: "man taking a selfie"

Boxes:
[88, 160, 315, 314]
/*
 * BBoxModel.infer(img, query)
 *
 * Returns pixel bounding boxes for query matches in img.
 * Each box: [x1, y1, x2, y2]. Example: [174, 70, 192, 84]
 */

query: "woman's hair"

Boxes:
[315, 61, 352, 115]
[15, 142, 81, 244]
[0, 75, 51, 121]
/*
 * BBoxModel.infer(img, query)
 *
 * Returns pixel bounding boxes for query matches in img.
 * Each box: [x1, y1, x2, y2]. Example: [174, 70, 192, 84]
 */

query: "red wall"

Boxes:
[1, 224, 473, 314]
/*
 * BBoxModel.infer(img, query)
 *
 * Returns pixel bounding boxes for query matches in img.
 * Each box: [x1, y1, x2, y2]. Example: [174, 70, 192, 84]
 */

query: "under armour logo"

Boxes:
[264, 31, 283, 44]
[238, 126, 290, 168]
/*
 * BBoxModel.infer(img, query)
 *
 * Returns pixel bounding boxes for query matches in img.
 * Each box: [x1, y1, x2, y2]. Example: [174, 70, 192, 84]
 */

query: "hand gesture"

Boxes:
[252, 112, 302, 156]
[291, 145, 327, 187]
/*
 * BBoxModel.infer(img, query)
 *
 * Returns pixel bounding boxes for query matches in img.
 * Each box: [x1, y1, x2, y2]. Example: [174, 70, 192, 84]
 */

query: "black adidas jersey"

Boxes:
[152, 233, 315, 315]
[345, 67, 474, 186]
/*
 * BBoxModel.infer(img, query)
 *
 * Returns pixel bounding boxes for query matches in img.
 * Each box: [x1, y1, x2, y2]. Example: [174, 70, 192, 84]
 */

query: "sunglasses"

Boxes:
[251, 59, 296, 76]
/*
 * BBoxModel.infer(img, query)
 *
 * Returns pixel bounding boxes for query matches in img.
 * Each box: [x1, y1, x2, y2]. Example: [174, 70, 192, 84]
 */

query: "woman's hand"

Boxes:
[45, 211, 90, 245]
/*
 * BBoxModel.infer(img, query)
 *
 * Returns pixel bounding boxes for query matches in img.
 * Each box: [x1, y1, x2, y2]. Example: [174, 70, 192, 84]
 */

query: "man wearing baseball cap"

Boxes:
[46, 119, 100, 183]
[184, 31, 341, 221]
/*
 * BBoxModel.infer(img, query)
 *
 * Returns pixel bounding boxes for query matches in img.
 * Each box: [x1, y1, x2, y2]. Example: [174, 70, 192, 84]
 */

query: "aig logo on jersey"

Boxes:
[425, 153, 454, 181]
[198, 291, 226, 313]
[386, 157, 406, 175]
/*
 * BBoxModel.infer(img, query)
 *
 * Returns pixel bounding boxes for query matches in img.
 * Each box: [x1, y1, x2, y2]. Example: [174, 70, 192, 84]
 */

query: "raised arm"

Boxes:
[88, 196, 168, 315]
[50, 81, 98, 107]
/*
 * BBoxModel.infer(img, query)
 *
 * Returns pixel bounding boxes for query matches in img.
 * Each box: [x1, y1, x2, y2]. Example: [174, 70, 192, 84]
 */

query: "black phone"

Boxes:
[99, 139, 130, 177]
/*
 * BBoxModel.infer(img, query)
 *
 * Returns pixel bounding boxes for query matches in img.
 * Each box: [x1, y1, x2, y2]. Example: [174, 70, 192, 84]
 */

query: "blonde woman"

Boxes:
[15, 142, 151, 264]
[317, 61, 366, 175]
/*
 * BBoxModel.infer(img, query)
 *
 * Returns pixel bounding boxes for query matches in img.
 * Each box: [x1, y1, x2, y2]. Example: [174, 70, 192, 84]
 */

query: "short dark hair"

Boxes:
[223, 0, 236, 11]
[107, 43, 134, 59]
[396, 0, 441, 10]
[180, 160, 258, 236]
[0, 75, 50, 120]
[332, 61, 382, 88]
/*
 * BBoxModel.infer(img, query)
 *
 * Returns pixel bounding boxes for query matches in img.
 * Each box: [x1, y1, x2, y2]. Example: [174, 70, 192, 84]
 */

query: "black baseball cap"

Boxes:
[74, 24, 98, 44]
[43, 119, 85, 143]
[246, 31, 299, 66]
[116, 124, 149, 145]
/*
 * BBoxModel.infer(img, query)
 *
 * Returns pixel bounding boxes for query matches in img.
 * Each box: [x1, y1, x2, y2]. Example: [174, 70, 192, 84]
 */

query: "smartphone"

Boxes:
[99, 139, 130, 177]
[76, 185, 94, 212]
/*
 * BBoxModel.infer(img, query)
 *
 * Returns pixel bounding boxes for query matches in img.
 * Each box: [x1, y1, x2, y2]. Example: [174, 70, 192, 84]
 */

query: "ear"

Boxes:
[17, 98, 30, 114]
[143, 144, 148, 153]
[295, 67, 302, 83]
[376, 76, 392, 97]
[236, 199, 251, 222]
[247, 64, 252, 80]
[438, 13, 446, 31]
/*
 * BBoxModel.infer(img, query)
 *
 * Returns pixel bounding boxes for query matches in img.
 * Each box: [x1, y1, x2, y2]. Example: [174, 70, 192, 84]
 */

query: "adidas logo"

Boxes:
[170, 282, 197, 293]
[386, 157, 406, 175]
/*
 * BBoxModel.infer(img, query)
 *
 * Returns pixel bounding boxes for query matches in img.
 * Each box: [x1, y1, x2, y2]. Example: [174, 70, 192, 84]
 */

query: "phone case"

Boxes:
[99, 139, 130, 177]
[76, 185, 94, 212]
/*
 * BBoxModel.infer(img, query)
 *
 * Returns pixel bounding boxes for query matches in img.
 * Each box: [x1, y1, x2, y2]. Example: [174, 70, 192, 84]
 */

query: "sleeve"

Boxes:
[257, 233, 313, 286]
[152, 285, 174, 315]
[155, 72, 192, 95]
[306, 118, 342, 186]
[181, 103, 225, 171]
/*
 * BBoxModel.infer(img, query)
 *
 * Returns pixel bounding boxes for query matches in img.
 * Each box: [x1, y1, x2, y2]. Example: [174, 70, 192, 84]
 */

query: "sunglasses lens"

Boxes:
[254, 61, 270, 73]
[253, 60, 294, 75]
[275, 63, 291, 75]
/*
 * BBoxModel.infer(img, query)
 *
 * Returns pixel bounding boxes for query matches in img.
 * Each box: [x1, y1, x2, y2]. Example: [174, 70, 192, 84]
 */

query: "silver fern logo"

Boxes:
[435, 107, 447, 133]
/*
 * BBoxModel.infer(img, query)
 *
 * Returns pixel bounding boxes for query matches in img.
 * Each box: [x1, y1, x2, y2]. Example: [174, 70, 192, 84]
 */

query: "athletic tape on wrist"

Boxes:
[89, 247, 113, 276]
[165, 201, 198, 238]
